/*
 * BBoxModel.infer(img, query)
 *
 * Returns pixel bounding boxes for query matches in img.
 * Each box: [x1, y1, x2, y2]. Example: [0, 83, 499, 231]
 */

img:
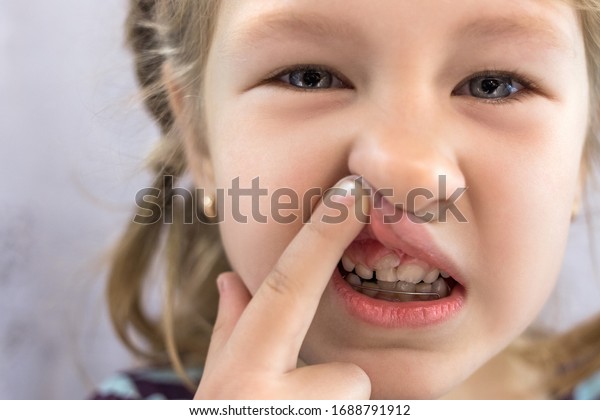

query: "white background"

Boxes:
[1, 0, 600, 399]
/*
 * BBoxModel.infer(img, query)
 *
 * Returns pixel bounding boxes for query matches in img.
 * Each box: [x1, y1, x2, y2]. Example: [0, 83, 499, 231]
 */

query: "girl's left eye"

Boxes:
[272, 66, 348, 90]
[453, 74, 525, 100]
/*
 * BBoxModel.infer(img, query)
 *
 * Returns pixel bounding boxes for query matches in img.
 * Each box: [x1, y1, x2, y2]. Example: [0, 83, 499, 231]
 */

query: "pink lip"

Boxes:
[329, 189, 467, 328]
[331, 270, 466, 328]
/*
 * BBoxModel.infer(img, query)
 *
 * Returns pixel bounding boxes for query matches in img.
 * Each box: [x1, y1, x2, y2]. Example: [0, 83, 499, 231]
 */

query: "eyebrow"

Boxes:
[220, 11, 365, 57]
[220, 10, 575, 59]
[458, 15, 575, 54]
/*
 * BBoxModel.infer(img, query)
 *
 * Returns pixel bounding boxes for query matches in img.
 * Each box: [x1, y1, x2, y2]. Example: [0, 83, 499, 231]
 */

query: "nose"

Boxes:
[348, 101, 466, 221]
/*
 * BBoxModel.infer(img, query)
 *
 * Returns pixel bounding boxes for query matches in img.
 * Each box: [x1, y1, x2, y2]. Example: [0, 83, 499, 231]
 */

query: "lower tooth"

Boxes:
[346, 273, 362, 287]
[416, 282, 433, 301]
[377, 280, 396, 291]
[415, 282, 432, 293]
[361, 282, 379, 297]
[395, 281, 416, 293]
[395, 281, 416, 302]
[431, 278, 449, 298]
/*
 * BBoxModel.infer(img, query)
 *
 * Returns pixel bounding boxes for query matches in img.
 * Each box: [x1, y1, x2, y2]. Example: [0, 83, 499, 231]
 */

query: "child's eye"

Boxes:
[268, 65, 350, 90]
[453, 72, 529, 101]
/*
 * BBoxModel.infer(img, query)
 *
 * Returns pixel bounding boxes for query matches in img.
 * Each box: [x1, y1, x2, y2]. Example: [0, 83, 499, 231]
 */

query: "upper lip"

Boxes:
[356, 191, 464, 285]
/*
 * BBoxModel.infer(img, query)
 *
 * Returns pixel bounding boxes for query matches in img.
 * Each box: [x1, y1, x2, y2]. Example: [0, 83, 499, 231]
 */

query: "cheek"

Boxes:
[207, 97, 356, 293]
[459, 102, 587, 336]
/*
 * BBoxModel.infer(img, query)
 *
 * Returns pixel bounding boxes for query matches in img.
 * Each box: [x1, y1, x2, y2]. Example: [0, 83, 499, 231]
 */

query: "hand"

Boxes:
[195, 177, 372, 399]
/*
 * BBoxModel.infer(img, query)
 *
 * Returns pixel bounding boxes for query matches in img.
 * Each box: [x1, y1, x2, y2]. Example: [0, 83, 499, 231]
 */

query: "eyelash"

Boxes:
[263, 65, 541, 104]
[264, 64, 353, 91]
[452, 69, 541, 105]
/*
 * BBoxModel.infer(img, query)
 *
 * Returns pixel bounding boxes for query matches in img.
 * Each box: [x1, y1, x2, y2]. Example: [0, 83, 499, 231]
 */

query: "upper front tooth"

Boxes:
[374, 254, 401, 270]
[342, 255, 356, 272]
[355, 264, 373, 280]
[423, 269, 440, 284]
[396, 264, 427, 284]
[375, 267, 397, 282]
[441, 271, 450, 278]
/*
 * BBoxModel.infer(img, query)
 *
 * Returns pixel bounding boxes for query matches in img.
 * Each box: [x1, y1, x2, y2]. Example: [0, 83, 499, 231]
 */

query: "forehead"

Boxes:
[214, 0, 581, 59]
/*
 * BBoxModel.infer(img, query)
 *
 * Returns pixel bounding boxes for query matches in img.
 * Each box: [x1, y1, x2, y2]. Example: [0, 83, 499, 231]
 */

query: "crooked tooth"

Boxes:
[346, 273, 362, 287]
[374, 254, 401, 270]
[431, 278, 449, 298]
[441, 271, 450, 278]
[341, 255, 356, 272]
[375, 267, 397, 282]
[355, 264, 373, 280]
[396, 263, 427, 284]
[361, 282, 378, 297]
[423, 269, 440, 284]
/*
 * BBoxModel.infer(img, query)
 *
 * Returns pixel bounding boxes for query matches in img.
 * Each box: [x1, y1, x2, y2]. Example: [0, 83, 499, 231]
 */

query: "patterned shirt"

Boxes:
[92, 366, 600, 400]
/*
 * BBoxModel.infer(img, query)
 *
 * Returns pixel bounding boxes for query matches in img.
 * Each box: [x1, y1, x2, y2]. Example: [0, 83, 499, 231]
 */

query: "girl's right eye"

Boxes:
[269, 65, 350, 90]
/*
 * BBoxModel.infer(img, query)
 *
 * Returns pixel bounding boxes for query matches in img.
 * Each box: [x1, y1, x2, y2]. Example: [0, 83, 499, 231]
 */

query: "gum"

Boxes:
[344, 239, 431, 271]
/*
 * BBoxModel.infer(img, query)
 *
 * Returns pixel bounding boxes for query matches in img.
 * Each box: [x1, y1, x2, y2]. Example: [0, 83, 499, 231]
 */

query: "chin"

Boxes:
[300, 343, 482, 400]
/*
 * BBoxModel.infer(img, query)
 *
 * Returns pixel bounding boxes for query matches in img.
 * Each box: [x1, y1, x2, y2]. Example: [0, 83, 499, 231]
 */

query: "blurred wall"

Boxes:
[0, 0, 599, 400]
[0, 0, 154, 399]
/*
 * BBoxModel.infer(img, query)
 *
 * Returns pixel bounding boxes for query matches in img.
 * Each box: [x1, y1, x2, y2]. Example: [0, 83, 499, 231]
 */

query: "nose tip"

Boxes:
[349, 137, 467, 222]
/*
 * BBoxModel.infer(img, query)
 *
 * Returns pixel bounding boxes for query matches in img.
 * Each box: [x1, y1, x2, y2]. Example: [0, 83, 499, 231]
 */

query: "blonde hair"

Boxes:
[109, 0, 600, 396]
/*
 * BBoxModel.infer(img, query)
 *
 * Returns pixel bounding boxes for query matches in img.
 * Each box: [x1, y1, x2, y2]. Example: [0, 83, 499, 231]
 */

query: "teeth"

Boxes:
[346, 273, 362, 287]
[396, 281, 417, 302]
[361, 282, 379, 297]
[415, 282, 432, 293]
[377, 280, 397, 291]
[423, 269, 440, 284]
[340, 251, 451, 298]
[341, 255, 356, 272]
[374, 254, 401, 270]
[395, 282, 416, 293]
[396, 263, 427, 284]
[355, 264, 373, 280]
[375, 267, 397, 282]
[431, 278, 450, 298]
[346, 272, 451, 302]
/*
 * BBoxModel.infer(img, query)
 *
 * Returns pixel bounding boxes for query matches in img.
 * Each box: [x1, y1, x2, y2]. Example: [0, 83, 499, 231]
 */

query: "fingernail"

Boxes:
[216, 274, 227, 295]
[328, 175, 365, 199]
[326, 176, 371, 222]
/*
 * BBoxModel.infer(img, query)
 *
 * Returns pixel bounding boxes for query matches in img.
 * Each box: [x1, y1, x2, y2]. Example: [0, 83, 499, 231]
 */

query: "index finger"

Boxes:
[228, 176, 370, 371]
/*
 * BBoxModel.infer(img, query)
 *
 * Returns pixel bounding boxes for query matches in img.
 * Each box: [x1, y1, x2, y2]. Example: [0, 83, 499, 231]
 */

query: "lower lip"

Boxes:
[331, 269, 466, 328]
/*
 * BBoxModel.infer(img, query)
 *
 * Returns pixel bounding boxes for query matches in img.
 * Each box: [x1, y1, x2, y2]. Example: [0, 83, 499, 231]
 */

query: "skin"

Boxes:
[173, 0, 590, 399]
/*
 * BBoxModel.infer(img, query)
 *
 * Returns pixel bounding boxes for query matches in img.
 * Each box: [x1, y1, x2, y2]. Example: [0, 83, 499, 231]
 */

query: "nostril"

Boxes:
[369, 178, 467, 224]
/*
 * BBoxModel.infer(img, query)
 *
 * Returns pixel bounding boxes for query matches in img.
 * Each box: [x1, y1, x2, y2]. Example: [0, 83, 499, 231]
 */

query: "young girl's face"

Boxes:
[197, 0, 589, 398]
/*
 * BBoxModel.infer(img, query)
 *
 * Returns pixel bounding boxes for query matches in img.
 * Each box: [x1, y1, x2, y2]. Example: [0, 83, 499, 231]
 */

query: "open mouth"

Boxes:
[336, 237, 458, 303]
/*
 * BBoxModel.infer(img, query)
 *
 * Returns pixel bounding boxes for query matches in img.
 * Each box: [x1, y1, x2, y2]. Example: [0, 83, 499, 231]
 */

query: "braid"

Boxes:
[126, 0, 174, 133]
[108, 0, 225, 376]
